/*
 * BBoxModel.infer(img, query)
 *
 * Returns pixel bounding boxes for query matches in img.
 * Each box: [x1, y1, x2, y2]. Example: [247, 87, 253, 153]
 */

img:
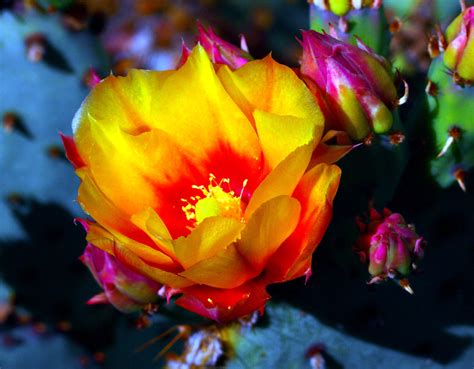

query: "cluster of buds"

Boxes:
[300, 31, 404, 141]
[309, 0, 381, 17]
[443, 5, 474, 85]
[354, 208, 425, 293]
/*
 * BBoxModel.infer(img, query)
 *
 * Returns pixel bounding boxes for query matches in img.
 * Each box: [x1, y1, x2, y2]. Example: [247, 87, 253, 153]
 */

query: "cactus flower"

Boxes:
[80, 234, 161, 313]
[63, 45, 341, 322]
[444, 6, 474, 83]
[300, 30, 399, 140]
[355, 208, 424, 291]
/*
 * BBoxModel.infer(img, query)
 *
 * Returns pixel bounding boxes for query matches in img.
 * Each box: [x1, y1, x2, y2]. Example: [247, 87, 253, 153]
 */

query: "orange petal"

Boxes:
[178, 244, 254, 289]
[218, 55, 323, 168]
[238, 196, 301, 272]
[266, 163, 341, 281]
[114, 242, 193, 288]
[173, 216, 245, 269]
[244, 144, 313, 219]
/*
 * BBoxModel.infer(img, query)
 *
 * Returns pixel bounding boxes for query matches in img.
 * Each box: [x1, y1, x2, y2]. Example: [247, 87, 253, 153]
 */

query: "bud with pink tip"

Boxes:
[354, 208, 425, 292]
[179, 24, 252, 70]
[300, 31, 400, 141]
[81, 243, 161, 313]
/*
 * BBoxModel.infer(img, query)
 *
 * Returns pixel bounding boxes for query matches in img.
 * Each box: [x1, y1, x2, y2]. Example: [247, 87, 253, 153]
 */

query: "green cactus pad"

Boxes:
[0, 10, 108, 240]
[427, 57, 474, 188]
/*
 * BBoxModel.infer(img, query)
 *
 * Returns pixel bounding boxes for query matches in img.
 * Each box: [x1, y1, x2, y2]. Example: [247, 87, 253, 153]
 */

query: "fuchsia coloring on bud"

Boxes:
[300, 31, 399, 141]
[80, 229, 161, 313]
[355, 208, 425, 293]
[444, 6, 474, 84]
[191, 24, 253, 70]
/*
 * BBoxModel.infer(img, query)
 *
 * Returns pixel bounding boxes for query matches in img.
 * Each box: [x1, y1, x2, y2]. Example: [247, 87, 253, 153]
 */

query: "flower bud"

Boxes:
[195, 24, 252, 70]
[300, 31, 398, 140]
[355, 208, 424, 286]
[81, 243, 160, 313]
[444, 6, 474, 83]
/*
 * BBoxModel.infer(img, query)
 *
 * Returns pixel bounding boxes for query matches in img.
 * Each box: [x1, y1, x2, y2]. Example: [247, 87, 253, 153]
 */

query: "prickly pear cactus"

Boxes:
[0, 9, 112, 369]
[232, 303, 474, 369]
[428, 58, 474, 190]
[0, 10, 108, 240]
[0, 2, 473, 369]
[427, 6, 474, 191]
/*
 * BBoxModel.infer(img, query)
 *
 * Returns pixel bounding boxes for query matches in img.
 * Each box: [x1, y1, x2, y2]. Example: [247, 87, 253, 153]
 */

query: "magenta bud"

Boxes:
[355, 208, 425, 281]
[81, 243, 160, 313]
[300, 30, 398, 140]
[196, 23, 253, 70]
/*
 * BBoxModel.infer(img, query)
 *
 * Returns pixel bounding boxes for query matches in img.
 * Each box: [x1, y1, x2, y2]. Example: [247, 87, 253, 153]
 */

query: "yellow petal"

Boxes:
[178, 244, 254, 289]
[173, 216, 245, 269]
[218, 55, 323, 168]
[253, 109, 316, 168]
[131, 207, 174, 257]
[238, 196, 301, 271]
[85, 222, 116, 255]
[244, 144, 313, 219]
[86, 222, 176, 268]
[116, 237, 176, 269]
[76, 168, 149, 242]
[114, 242, 193, 288]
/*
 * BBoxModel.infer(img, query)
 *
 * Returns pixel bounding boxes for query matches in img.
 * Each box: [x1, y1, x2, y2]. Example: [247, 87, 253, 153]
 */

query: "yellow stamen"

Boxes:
[181, 174, 248, 226]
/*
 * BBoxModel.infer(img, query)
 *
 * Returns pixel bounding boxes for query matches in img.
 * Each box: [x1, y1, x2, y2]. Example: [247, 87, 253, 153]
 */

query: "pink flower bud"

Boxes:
[300, 31, 398, 140]
[195, 24, 252, 70]
[81, 243, 161, 313]
[444, 7, 474, 83]
[355, 208, 424, 283]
